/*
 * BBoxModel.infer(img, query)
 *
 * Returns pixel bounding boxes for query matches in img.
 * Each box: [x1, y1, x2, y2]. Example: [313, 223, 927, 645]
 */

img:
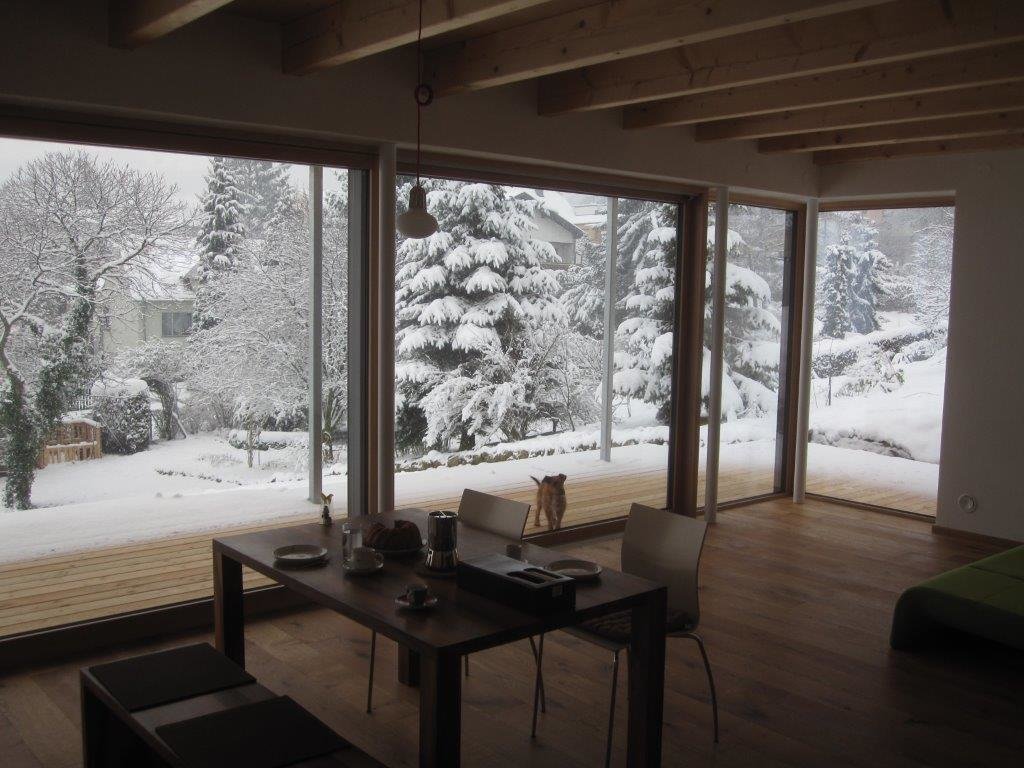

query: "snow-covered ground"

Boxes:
[0, 318, 946, 562]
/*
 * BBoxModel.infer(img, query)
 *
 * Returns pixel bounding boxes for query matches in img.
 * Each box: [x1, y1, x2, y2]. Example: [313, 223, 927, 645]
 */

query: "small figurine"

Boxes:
[320, 492, 334, 527]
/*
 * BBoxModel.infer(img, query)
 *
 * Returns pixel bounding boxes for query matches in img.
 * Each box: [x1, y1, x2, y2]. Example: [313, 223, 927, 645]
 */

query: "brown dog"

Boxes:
[531, 474, 567, 531]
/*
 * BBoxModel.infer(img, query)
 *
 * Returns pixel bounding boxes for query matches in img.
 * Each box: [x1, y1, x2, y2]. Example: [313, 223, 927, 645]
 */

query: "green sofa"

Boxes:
[890, 545, 1024, 651]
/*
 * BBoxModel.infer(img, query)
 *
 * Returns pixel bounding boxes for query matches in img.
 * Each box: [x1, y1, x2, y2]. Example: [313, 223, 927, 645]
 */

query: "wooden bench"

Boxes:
[81, 643, 383, 768]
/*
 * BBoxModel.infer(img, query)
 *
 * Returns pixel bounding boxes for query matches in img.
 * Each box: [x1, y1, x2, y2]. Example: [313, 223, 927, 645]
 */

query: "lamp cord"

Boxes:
[415, 0, 424, 188]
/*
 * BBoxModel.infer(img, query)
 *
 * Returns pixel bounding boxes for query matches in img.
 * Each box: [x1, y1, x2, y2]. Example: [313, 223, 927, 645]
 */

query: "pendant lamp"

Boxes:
[397, 0, 438, 239]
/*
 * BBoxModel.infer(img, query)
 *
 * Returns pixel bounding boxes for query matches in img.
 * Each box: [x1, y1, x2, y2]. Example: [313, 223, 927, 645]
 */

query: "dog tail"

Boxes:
[530, 475, 541, 486]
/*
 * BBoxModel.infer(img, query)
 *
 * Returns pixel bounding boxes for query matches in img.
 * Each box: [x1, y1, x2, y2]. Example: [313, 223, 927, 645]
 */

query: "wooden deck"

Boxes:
[3, 498, 1019, 768]
[0, 459, 935, 638]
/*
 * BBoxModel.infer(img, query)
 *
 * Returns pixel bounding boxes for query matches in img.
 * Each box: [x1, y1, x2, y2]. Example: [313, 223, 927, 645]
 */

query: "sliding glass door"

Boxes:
[391, 174, 683, 532]
[806, 206, 954, 515]
[703, 201, 798, 505]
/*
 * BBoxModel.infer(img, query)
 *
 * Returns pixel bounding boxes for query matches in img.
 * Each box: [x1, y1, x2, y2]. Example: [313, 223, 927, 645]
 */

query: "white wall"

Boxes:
[820, 151, 1024, 543]
[0, 0, 816, 197]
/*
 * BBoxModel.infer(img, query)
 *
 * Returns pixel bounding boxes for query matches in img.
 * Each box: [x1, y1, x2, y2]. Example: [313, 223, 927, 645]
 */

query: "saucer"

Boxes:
[395, 594, 439, 611]
[547, 558, 603, 581]
[342, 551, 384, 575]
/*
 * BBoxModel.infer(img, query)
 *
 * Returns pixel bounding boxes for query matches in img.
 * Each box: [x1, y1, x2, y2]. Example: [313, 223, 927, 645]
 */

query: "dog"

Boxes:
[531, 474, 567, 531]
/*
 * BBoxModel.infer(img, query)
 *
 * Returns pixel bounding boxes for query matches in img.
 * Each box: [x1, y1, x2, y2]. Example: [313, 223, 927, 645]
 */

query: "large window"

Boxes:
[703, 202, 797, 505]
[0, 136, 367, 635]
[392, 177, 682, 532]
[806, 206, 954, 515]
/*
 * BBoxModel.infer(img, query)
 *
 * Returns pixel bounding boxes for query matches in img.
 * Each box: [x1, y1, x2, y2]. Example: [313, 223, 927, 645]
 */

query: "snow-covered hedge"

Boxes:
[226, 429, 308, 451]
[395, 425, 669, 473]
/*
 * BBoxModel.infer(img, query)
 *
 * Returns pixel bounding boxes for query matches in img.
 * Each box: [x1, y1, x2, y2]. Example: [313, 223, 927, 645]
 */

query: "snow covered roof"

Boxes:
[130, 245, 198, 301]
[508, 187, 587, 239]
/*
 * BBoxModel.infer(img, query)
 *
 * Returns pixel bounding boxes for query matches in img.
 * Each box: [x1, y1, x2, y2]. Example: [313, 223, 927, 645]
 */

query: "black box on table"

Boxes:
[456, 554, 576, 615]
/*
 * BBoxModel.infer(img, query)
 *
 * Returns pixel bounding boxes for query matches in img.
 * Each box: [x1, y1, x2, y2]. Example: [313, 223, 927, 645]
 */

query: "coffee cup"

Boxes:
[349, 546, 377, 570]
[405, 583, 429, 607]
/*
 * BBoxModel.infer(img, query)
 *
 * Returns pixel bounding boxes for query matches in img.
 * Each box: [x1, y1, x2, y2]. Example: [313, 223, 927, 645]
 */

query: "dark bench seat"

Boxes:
[890, 545, 1024, 651]
[81, 643, 383, 768]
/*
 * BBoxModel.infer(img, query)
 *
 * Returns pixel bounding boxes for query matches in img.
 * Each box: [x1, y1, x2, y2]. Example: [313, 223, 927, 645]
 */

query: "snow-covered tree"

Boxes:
[910, 207, 954, 327]
[613, 200, 677, 423]
[228, 159, 297, 239]
[394, 179, 565, 452]
[0, 151, 188, 508]
[846, 215, 884, 333]
[559, 234, 606, 338]
[705, 208, 783, 421]
[820, 236, 854, 339]
[112, 340, 187, 440]
[192, 157, 246, 330]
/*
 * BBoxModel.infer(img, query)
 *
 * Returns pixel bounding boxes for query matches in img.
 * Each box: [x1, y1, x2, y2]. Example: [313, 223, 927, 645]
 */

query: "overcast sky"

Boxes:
[0, 136, 320, 203]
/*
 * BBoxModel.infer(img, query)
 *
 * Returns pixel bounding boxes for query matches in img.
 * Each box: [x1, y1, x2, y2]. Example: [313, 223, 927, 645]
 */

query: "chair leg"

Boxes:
[366, 630, 377, 714]
[531, 633, 545, 738]
[605, 650, 620, 768]
[528, 635, 546, 712]
[688, 633, 719, 743]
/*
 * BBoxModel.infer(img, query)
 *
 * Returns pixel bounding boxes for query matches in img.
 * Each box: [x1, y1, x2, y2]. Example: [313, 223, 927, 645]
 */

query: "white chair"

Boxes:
[531, 503, 718, 766]
[365, 490, 543, 713]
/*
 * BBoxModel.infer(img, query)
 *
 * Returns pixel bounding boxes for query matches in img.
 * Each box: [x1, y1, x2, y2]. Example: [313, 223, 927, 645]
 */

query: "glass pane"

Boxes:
[704, 204, 791, 503]
[807, 207, 953, 515]
[0, 137, 361, 635]
[610, 198, 679, 512]
[393, 178, 679, 531]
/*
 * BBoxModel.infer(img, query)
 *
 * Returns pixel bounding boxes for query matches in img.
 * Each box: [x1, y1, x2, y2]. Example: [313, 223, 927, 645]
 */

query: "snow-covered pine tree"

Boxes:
[559, 233, 606, 338]
[228, 159, 296, 239]
[193, 157, 246, 330]
[394, 178, 565, 453]
[613, 200, 677, 423]
[845, 213, 883, 333]
[820, 235, 854, 339]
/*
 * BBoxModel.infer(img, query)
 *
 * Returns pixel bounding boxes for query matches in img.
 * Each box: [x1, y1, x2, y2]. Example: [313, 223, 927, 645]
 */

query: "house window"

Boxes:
[161, 311, 192, 337]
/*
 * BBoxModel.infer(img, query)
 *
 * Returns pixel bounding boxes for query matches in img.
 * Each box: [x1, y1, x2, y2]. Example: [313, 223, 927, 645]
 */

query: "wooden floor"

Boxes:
[0, 459, 935, 638]
[1, 498, 1019, 768]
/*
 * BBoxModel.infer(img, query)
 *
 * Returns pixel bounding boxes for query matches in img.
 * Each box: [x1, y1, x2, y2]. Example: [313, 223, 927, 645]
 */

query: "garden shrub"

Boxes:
[94, 392, 152, 454]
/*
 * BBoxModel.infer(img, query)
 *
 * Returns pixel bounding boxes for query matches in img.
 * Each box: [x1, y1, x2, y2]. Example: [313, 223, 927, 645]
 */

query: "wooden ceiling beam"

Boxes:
[624, 43, 1024, 129]
[760, 110, 1024, 153]
[426, 0, 892, 97]
[109, 0, 232, 48]
[695, 82, 1024, 141]
[539, 0, 1024, 115]
[283, 0, 554, 75]
[813, 132, 1024, 163]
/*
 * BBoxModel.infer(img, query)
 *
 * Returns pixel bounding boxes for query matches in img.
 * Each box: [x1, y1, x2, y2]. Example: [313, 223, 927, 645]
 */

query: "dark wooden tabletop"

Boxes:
[213, 508, 661, 657]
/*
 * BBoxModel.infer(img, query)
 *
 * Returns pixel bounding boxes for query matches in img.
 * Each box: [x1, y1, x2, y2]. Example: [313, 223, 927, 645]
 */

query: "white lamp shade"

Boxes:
[397, 184, 438, 239]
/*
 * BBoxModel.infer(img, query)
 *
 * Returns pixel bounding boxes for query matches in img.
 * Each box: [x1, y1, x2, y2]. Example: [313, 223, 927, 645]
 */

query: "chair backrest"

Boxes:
[458, 489, 531, 541]
[621, 503, 708, 625]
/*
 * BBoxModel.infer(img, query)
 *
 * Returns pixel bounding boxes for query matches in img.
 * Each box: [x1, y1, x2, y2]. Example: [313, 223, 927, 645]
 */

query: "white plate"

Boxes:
[547, 558, 603, 581]
[342, 551, 384, 575]
[274, 544, 329, 566]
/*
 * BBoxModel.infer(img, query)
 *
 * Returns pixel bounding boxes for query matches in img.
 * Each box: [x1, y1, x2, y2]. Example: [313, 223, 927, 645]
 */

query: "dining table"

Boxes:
[212, 508, 667, 768]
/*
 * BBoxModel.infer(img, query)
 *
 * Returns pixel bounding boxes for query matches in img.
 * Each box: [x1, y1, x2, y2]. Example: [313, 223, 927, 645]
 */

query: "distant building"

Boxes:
[99, 249, 199, 354]
[509, 188, 586, 268]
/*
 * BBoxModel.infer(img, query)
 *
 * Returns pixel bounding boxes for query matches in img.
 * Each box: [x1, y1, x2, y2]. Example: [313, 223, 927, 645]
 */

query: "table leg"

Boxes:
[398, 645, 421, 687]
[213, 549, 245, 667]
[419, 651, 461, 768]
[80, 680, 105, 768]
[627, 588, 667, 768]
